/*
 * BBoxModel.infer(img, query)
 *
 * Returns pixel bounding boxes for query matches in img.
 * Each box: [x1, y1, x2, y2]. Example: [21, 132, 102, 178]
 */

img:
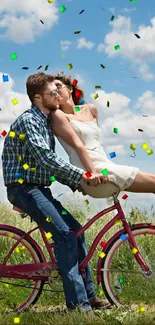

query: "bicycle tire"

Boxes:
[0, 225, 45, 313]
[100, 225, 155, 307]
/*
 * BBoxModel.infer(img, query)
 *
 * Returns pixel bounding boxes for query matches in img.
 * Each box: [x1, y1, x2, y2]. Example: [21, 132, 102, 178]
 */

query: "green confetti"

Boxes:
[75, 106, 80, 112]
[95, 86, 101, 89]
[68, 63, 73, 70]
[114, 128, 118, 134]
[50, 176, 56, 182]
[111, 15, 115, 21]
[115, 45, 120, 50]
[10, 53, 18, 60]
[101, 168, 109, 176]
[60, 6, 66, 12]
[119, 277, 125, 284]
[130, 0, 136, 2]
[62, 210, 67, 215]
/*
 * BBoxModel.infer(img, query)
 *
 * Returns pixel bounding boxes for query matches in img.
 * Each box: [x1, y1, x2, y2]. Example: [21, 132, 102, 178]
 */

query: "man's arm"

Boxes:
[24, 116, 84, 192]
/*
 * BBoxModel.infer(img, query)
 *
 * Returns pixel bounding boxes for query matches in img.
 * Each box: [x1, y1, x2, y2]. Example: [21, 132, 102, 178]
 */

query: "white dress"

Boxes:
[57, 119, 139, 204]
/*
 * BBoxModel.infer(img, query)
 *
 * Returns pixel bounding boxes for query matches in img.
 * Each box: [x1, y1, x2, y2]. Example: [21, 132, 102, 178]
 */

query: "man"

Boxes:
[1, 72, 111, 312]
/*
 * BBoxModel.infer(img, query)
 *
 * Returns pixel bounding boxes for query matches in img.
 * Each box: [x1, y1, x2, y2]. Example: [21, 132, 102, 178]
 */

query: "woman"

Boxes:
[48, 72, 155, 203]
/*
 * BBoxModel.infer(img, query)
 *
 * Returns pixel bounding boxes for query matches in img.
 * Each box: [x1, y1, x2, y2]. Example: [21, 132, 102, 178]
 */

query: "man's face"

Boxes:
[35, 81, 62, 111]
[54, 79, 72, 106]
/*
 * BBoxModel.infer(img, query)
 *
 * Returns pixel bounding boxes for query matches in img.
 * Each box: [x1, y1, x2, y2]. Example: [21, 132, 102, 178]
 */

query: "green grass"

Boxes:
[0, 200, 155, 325]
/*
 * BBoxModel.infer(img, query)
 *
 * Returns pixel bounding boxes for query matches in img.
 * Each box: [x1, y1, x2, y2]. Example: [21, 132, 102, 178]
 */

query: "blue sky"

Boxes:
[0, 0, 155, 216]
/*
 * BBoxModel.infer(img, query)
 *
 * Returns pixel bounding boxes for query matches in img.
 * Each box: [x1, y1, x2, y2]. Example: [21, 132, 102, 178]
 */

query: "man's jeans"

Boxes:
[6, 183, 96, 311]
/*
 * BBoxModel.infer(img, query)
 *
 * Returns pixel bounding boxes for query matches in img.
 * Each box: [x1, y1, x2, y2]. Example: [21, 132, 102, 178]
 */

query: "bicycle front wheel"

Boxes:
[100, 226, 155, 308]
[0, 226, 45, 313]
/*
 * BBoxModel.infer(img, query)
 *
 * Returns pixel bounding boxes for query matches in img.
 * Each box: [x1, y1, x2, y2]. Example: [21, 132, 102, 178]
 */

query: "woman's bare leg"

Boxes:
[125, 171, 155, 194]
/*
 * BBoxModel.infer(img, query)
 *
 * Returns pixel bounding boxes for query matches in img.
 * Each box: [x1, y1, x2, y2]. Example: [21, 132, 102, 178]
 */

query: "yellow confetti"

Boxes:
[12, 98, 18, 105]
[137, 306, 145, 313]
[17, 155, 22, 161]
[130, 144, 136, 150]
[14, 247, 20, 254]
[45, 232, 52, 239]
[67, 63, 73, 70]
[3, 283, 9, 288]
[142, 143, 149, 150]
[23, 163, 29, 170]
[17, 178, 24, 184]
[7, 233, 14, 238]
[19, 133, 26, 141]
[93, 93, 99, 99]
[19, 246, 26, 251]
[99, 252, 106, 258]
[14, 317, 20, 324]
[132, 248, 138, 254]
[146, 149, 153, 155]
[48, 0, 53, 2]
[9, 131, 16, 138]
[84, 200, 89, 205]
[30, 168, 36, 172]
[99, 290, 104, 297]
[115, 220, 121, 225]
[46, 216, 52, 222]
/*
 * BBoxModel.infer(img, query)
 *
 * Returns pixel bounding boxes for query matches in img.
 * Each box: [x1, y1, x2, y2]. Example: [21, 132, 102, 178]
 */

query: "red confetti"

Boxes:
[100, 241, 106, 247]
[149, 226, 154, 230]
[85, 172, 92, 178]
[1, 130, 7, 137]
[72, 79, 78, 86]
[122, 194, 128, 200]
[75, 89, 82, 97]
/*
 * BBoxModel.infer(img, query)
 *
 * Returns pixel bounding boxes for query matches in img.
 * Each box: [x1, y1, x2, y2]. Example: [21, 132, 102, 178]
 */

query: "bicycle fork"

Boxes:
[124, 221, 153, 279]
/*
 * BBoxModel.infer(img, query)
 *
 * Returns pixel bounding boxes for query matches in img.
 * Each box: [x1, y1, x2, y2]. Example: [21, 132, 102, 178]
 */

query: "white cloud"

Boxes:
[96, 15, 155, 81]
[138, 63, 155, 81]
[60, 40, 72, 51]
[119, 7, 136, 14]
[134, 90, 155, 115]
[109, 7, 115, 14]
[77, 37, 95, 50]
[0, 0, 59, 44]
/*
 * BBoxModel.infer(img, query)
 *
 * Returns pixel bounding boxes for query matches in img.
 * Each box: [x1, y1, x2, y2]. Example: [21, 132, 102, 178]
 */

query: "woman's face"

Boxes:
[54, 79, 72, 105]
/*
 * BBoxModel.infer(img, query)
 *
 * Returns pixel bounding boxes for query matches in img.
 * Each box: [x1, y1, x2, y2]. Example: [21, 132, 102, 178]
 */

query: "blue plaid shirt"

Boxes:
[1, 105, 84, 192]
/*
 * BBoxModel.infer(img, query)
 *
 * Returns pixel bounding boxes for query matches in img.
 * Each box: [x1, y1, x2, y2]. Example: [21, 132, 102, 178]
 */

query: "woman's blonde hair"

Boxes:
[55, 73, 85, 105]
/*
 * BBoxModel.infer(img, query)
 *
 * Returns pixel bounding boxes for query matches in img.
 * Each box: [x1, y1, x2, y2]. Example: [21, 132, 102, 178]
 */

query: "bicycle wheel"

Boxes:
[100, 225, 155, 308]
[0, 226, 45, 313]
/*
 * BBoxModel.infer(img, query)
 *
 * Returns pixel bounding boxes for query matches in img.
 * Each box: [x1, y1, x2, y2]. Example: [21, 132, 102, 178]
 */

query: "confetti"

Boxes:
[130, 144, 137, 150]
[12, 98, 18, 105]
[68, 63, 73, 70]
[95, 86, 101, 89]
[22, 67, 29, 70]
[100, 241, 106, 247]
[37, 65, 43, 70]
[109, 151, 116, 159]
[84, 199, 89, 205]
[115, 45, 120, 50]
[10, 53, 17, 60]
[40, 20, 44, 24]
[115, 220, 121, 225]
[122, 194, 128, 200]
[99, 252, 106, 258]
[99, 290, 104, 297]
[72, 79, 78, 85]
[74, 31, 81, 34]
[136, 306, 145, 313]
[100, 64, 105, 69]
[75, 106, 80, 112]
[45, 232, 52, 239]
[45, 65, 49, 71]
[111, 15, 115, 21]
[101, 168, 109, 176]
[119, 277, 125, 284]
[50, 176, 56, 182]
[120, 234, 127, 241]
[75, 89, 81, 97]
[79, 99, 84, 104]
[93, 93, 99, 99]
[134, 33, 141, 39]
[62, 210, 67, 215]
[138, 128, 143, 132]
[85, 172, 92, 178]
[132, 247, 138, 254]
[2, 74, 9, 82]
[107, 100, 110, 107]
[142, 143, 149, 150]
[113, 128, 118, 134]
[79, 9, 85, 14]
[48, 0, 53, 2]
[60, 6, 66, 13]
[14, 317, 20, 324]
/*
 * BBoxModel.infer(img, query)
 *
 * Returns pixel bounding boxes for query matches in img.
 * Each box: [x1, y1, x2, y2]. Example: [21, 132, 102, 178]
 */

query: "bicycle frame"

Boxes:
[0, 194, 152, 282]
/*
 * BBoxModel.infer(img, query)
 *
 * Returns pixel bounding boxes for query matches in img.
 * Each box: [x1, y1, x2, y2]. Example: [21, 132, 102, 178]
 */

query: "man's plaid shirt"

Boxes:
[1, 105, 84, 192]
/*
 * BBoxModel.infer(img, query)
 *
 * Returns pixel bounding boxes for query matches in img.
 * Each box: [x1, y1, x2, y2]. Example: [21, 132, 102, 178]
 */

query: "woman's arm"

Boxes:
[50, 109, 96, 174]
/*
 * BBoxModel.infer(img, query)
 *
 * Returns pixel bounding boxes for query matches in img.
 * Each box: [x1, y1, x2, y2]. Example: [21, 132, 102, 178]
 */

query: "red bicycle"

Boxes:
[0, 193, 154, 313]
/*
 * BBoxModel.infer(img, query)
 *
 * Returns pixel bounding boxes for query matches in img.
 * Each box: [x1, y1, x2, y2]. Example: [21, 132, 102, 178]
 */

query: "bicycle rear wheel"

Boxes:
[0, 226, 45, 313]
[100, 226, 155, 308]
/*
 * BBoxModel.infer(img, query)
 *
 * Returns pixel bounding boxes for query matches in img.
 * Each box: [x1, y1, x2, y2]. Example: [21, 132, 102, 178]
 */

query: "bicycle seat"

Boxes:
[13, 205, 25, 213]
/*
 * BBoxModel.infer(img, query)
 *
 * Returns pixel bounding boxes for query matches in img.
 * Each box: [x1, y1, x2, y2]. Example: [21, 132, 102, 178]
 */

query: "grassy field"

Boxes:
[0, 199, 155, 325]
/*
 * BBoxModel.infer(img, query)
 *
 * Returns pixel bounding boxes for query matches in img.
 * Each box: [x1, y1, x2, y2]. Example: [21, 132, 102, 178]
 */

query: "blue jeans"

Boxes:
[6, 183, 96, 311]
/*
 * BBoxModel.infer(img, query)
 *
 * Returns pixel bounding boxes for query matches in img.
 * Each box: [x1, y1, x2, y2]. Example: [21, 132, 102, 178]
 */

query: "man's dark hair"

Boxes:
[26, 72, 55, 104]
